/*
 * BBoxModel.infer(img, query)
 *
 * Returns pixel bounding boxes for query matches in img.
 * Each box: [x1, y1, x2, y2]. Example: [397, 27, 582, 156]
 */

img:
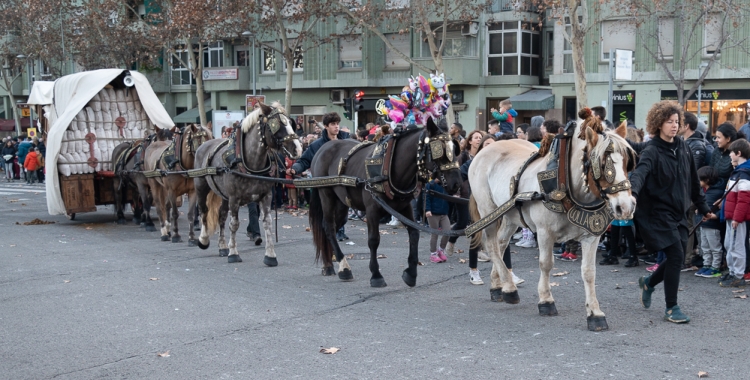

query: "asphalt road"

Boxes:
[1, 181, 749, 379]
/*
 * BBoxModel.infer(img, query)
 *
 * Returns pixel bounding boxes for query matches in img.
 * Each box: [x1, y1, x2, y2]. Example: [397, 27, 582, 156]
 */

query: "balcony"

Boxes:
[487, 0, 535, 12]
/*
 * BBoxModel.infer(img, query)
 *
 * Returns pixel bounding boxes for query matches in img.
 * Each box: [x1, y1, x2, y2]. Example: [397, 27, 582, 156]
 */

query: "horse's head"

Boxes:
[419, 117, 461, 195]
[183, 123, 213, 155]
[581, 120, 637, 219]
[254, 103, 302, 159]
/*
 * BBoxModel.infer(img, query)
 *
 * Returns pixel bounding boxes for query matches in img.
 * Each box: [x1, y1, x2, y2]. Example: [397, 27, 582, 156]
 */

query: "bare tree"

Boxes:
[619, 0, 750, 105]
[1, 0, 35, 134]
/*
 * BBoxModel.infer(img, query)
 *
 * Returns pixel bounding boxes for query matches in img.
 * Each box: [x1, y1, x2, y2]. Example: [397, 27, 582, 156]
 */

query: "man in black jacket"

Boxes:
[681, 112, 709, 268]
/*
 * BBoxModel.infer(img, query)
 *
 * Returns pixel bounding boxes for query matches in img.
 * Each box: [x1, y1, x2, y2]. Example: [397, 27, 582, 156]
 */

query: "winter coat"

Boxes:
[284, 157, 296, 189]
[425, 180, 450, 216]
[702, 177, 726, 230]
[291, 130, 350, 174]
[1, 144, 17, 159]
[492, 108, 518, 134]
[456, 150, 475, 198]
[24, 151, 39, 171]
[710, 148, 734, 182]
[721, 162, 750, 223]
[685, 132, 708, 170]
[629, 135, 710, 252]
[17, 141, 32, 166]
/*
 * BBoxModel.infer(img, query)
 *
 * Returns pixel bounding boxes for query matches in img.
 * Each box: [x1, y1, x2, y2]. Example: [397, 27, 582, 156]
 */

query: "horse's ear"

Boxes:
[425, 116, 438, 135]
[615, 121, 627, 138]
[585, 126, 599, 148]
[170, 126, 178, 133]
[259, 102, 272, 115]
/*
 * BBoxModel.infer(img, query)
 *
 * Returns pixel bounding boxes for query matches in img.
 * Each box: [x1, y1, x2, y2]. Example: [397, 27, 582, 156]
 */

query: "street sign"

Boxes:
[27, 128, 36, 138]
[615, 49, 633, 81]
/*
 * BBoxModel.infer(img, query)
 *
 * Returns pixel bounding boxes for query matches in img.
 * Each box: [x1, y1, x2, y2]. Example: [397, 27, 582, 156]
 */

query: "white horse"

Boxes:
[468, 114, 636, 331]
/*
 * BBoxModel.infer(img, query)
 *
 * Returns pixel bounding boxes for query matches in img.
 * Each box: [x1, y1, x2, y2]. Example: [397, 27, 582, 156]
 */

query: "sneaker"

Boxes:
[717, 273, 733, 283]
[477, 251, 491, 262]
[512, 231, 523, 240]
[646, 263, 659, 273]
[624, 257, 640, 267]
[642, 254, 658, 265]
[597, 243, 607, 251]
[469, 269, 484, 285]
[387, 216, 401, 227]
[599, 256, 619, 265]
[514, 237, 528, 247]
[437, 248, 448, 262]
[553, 249, 565, 259]
[705, 267, 722, 278]
[744, 273, 750, 280]
[445, 242, 455, 256]
[664, 305, 690, 323]
[430, 253, 443, 263]
[560, 252, 578, 262]
[639, 275, 655, 309]
[694, 267, 709, 277]
[512, 272, 525, 285]
[680, 263, 698, 272]
[521, 239, 538, 248]
[719, 276, 747, 287]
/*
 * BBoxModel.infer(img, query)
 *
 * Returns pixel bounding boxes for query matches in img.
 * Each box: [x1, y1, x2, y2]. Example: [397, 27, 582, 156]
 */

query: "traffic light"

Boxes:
[343, 97, 353, 120]
[352, 89, 364, 112]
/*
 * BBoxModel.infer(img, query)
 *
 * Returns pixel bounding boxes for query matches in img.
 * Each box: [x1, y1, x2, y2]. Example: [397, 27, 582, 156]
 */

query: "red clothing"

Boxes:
[723, 169, 750, 223]
[284, 157, 296, 189]
[24, 151, 39, 172]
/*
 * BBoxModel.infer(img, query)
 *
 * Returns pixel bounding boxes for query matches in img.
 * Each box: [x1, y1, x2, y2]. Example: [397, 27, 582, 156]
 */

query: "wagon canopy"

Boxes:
[42, 69, 174, 215]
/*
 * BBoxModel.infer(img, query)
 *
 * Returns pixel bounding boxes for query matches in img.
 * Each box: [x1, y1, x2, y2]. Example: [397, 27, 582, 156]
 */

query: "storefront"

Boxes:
[612, 90, 636, 124]
[661, 89, 750, 134]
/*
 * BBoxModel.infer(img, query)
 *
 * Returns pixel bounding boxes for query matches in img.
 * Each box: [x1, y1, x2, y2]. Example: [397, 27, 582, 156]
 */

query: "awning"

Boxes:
[0, 118, 36, 132]
[508, 89, 554, 111]
[173, 104, 213, 123]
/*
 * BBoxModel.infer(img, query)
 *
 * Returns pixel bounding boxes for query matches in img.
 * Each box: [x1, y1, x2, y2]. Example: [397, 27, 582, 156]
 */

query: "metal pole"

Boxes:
[608, 49, 614, 123]
[252, 38, 256, 96]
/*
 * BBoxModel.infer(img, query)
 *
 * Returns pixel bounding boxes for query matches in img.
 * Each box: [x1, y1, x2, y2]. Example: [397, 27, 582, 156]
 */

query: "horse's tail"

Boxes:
[204, 191, 222, 236]
[469, 194, 483, 249]
[309, 188, 333, 267]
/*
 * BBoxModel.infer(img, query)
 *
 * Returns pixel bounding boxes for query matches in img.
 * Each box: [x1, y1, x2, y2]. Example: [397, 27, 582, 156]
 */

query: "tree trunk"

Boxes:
[2, 62, 23, 136]
[188, 43, 207, 127]
[284, 54, 293, 112]
[571, 38, 588, 109]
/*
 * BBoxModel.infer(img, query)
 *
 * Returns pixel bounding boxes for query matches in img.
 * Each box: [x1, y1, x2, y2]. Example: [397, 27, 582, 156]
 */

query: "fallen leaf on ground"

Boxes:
[149, 278, 159, 281]
[418, 261, 424, 266]
[731, 289, 745, 293]
[457, 249, 464, 253]
[157, 351, 170, 357]
[85, 227, 93, 230]
[459, 258, 466, 264]
[377, 254, 387, 259]
[345, 241, 355, 245]
[550, 282, 560, 287]
[305, 227, 310, 232]
[552, 271, 569, 277]
[628, 282, 636, 285]
[698, 371, 709, 378]
[319, 347, 340, 354]
[20, 203, 26, 206]
[379, 230, 389, 235]
[734, 294, 748, 299]
[8, 199, 18, 203]
[511, 251, 517, 254]
[345, 254, 354, 259]
[678, 288, 685, 291]
[282, 225, 292, 229]
[10, 244, 16, 247]
[63, 280, 70, 283]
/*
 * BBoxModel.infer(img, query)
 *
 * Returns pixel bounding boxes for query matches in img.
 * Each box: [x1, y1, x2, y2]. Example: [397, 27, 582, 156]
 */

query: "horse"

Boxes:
[309, 117, 462, 287]
[143, 123, 213, 244]
[194, 103, 302, 263]
[112, 127, 173, 231]
[468, 111, 637, 331]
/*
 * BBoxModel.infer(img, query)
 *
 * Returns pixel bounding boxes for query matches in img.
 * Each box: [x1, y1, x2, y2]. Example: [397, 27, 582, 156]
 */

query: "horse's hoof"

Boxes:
[490, 288, 504, 302]
[160, 235, 170, 242]
[401, 270, 416, 287]
[338, 268, 354, 281]
[370, 277, 387, 288]
[502, 290, 520, 304]
[171, 236, 182, 243]
[263, 256, 278, 267]
[321, 266, 336, 276]
[197, 240, 210, 250]
[587, 315, 609, 332]
[139, 222, 146, 228]
[188, 239, 198, 247]
[538, 302, 558, 316]
[133, 218, 142, 225]
[145, 224, 157, 232]
[228, 255, 243, 263]
[218, 248, 228, 256]
[116, 218, 126, 225]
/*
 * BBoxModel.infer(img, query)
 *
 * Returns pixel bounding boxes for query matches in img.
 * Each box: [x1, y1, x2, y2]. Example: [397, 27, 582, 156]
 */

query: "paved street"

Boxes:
[1, 181, 749, 379]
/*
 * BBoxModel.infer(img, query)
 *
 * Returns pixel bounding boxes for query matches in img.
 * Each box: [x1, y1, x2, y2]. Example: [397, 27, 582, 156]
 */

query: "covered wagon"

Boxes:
[29, 69, 174, 219]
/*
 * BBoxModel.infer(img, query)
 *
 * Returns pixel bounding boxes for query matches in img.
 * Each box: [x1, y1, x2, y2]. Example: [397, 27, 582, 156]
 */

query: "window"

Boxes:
[487, 21, 539, 76]
[562, 21, 573, 73]
[658, 18, 674, 59]
[601, 20, 636, 60]
[420, 27, 478, 58]
[705, 13, 723, 55]
[235, 45, 249, 67]
[203, 41, 224, 68]
[384, 33, 410, 69]
[282, 42, 303, 72]
[339, 37, 362, 69]
[544, 31, 553, 69]
[262, 46, 276, 73]
[171, 49, 194, 85]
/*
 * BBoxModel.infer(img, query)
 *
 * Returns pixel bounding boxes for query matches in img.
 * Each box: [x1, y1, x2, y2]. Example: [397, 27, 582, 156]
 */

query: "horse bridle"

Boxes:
[581, 134, 635, 200]
[416, 129, 460, 184]
[258, 108, 299, 159]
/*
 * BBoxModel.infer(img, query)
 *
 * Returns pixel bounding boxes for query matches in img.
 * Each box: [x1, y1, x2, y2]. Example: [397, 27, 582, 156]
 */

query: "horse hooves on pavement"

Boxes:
[227, 255, 243, 263]
[502, 290, 520, 304]
[321, 266, 336, 276]
[490, 288, 504, 302]
[338, 268, 354, 281]
[263, 256, 278, 267]
[587, 315, 609, 332]
[133, 218, 142, 225]
[116, 218, 127, 225]
[401, 270, 417, 287]
[160, 235, 170, 242]
[197, 240, 210, 250]
[139, 222, 146, 228]
[145, 224, 157, 232]
[218, 248, 228, 256]
[171, 236, 182, 243]
[188, 239, 199, 247]
[538, 302, 558, 316]
[370, 277, 387, 288]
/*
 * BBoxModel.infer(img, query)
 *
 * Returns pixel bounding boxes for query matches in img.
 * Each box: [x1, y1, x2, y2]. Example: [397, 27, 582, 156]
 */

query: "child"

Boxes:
[695, 166, 725, 278]
[490, 99, 517, 135]
[718, 139, 750, 287]
[23, 147, 40, 184]
[425, 177, 450, 263]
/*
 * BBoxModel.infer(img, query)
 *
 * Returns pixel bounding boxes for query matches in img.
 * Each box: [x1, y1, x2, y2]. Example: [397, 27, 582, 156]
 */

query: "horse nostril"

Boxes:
[616, 205, 622, 215]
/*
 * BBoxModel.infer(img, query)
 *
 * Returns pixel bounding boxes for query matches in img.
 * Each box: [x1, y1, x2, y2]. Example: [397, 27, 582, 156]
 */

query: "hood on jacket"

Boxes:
[508, 109, 518, 117]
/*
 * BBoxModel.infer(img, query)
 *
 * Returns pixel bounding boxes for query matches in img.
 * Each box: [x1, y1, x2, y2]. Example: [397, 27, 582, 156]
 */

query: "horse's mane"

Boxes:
[241, 103, 290, 134]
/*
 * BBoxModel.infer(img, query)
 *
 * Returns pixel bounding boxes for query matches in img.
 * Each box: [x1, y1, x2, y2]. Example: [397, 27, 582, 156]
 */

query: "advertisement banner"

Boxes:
[202, 68, 238, 81]
[211, 110, 246, 138]
[245, 95, 266, 115]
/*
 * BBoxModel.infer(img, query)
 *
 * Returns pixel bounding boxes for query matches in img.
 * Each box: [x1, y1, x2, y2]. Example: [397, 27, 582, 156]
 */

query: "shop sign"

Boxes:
[612, 91, 635, 104]
[202, 68, 238, 81]
[661, 89, 750, 101]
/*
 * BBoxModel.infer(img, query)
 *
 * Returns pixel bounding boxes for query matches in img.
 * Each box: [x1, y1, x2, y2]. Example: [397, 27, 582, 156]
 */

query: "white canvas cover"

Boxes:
[27, 81, 55, 106]
[44, 69, 174, 215]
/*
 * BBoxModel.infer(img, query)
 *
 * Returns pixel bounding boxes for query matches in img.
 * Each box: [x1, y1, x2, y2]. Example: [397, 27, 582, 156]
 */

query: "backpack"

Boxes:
[703, 141, 714, 167]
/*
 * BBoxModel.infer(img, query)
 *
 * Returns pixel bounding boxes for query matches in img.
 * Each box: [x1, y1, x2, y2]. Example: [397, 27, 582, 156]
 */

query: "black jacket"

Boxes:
[702, 177, 726, 230]
[291, 130, 350, 174]
[630, 135, 710, 252]
[710, 147, 734, 182]
[685, 132, 708, 170]
[2, 144, 17, 158]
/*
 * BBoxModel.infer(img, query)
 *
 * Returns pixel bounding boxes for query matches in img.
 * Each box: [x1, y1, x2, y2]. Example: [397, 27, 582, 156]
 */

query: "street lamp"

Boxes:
[16, 54, 32, 136]
[697, 62, 709, 120]
[242, 31, 256, 96]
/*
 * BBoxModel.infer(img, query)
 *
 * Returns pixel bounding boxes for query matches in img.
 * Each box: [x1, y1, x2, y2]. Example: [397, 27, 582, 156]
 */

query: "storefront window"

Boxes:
[684, 100, 750, 135]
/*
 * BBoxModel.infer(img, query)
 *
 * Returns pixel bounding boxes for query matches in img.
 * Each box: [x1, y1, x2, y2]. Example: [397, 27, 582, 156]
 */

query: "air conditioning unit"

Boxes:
[331, 89, 346, 104]
[462, 22, 479, 36]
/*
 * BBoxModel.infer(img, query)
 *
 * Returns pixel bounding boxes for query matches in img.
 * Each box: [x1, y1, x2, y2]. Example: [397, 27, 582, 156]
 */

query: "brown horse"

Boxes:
[143, 124, 213, 244]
